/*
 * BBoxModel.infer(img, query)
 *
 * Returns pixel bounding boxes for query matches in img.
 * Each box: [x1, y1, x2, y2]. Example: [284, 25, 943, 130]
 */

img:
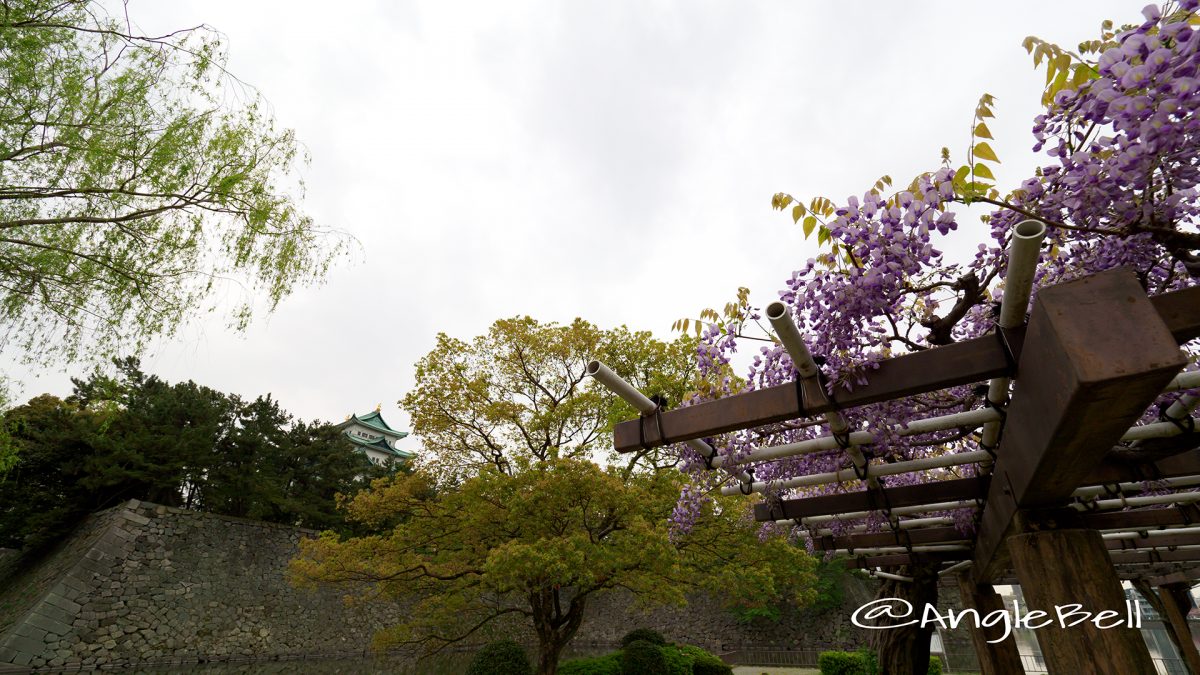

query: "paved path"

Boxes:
[729, 662, 816, 667]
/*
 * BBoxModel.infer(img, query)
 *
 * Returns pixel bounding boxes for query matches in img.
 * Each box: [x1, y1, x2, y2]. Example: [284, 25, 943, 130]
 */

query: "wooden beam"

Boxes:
[812, 526, 967, 551]
[1145, 566, 1200, 586]
[612, 284, 1200, 455]
[1109, 548, 1200, 565]
[1151, 284, 1200, 343]
[973, 269, 1186, 580]
[1083, 448, 1200, 486]
[1080, 503, 1200, 530]
[1157, 582, 1200, 675]
[614, 329, 1020, 453]
[753, 476, 988, 522]
[844, 551, 968, 568]
[1106, 533, 1200, 550]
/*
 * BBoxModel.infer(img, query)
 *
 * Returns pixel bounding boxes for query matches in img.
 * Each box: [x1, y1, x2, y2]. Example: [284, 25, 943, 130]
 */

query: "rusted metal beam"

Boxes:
[612, 284, 1200, 455]
[752, 476, 988, 522]
[974, 269, 1187, 581]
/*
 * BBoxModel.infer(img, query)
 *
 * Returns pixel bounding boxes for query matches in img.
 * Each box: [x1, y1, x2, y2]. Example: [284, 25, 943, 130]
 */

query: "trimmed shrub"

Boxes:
[558, 653, 622, 675]
[620, 628, 667, 648]
[465, 640, 532, 675]
[818, 649, 941, 675]
[818, 650, 872, 675]
[621, 639, 668, 674]
[660, 645, 692, 675]
[691, 653, 734, 675]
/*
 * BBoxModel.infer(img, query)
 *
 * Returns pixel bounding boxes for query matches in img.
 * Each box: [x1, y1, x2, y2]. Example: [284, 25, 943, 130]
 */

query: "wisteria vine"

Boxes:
[670, 2, 1200, 546]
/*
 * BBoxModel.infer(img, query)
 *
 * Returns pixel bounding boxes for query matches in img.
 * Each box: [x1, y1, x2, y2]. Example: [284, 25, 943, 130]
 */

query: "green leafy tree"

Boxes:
[0, 1, 347, 363]
[0, 359, 382, 549]
[291, 458, 814, 675]
[402, 317, 698, 483]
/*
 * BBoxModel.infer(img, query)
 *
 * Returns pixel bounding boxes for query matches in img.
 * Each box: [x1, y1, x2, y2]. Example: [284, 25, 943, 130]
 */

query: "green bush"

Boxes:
[465, 640, 531, 675]
[620, 628, 667, 648]
[660, 645, 692, 675]
[818, 649, 941, 675]
[558, 653, 622, 675]
[819, 650, 872, 675]
[691, 652, 734, 675]
[621, 639, 668, 674]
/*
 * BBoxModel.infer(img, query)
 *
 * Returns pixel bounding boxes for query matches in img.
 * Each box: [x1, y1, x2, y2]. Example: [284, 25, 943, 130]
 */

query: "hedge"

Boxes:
[465, 640, 532, 675]
[818, 650, 942, 675]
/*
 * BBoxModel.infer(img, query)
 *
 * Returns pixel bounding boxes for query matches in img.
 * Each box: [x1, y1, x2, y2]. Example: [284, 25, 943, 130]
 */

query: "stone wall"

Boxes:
[0, 500, 979, 671]
[0, 501, 403, 670]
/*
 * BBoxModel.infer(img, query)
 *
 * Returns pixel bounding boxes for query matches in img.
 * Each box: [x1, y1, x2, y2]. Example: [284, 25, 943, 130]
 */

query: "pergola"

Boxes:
[589, 221, 1200, 674]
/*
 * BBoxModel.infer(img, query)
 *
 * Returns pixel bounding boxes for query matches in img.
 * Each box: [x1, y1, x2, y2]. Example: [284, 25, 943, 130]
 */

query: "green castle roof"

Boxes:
[346, 432, 416, 459]
[339, 410, 409, 439]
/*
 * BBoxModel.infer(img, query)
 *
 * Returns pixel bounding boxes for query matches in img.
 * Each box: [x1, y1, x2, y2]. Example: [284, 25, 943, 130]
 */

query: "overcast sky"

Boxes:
[6, 1, 1136, 451]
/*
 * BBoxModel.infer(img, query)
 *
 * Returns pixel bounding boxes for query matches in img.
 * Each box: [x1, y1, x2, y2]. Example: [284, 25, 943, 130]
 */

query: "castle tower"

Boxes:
[335, 409, 414, 466]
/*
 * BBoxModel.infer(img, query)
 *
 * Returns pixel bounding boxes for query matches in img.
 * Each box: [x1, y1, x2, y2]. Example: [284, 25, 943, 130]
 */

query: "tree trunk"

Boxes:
[530, 588, 587, 675]
[870, 562, 939, 675]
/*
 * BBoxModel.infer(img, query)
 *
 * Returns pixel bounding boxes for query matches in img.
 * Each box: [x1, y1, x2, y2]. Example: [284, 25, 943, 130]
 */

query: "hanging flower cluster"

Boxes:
[672, 1, 1200, 541]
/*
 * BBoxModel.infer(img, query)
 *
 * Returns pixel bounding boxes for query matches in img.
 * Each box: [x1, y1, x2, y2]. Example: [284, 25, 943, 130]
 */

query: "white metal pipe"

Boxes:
[766, 301, 874, 487]
[721, 450, 991, 496]
[711, 407, 999, 469]
[1074, 491, 1200, 511]
[775, 500, 976, 527]
[765, 302, 820, 379]
[586, 360, 754, 483]
[1103, 526, 1200, 540]
[811, 516, 955, 537]
[1166, 370, 1200, 393]
[979, 219, 1047, 461]
[940, 560, 974, 576]
[586, 360, 656, 413]
[830, 544, 970, 555]
[1073, 475, 1200, 499]
[868, 569, 914, 583]
[1120, 418, 1200, 442]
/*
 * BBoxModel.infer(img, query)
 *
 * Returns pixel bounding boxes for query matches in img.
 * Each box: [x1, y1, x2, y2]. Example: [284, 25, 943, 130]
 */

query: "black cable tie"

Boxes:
[1103, 483, 1122, 498]
[852, 461, 870, 482]
[739, 480, 753, 495]
[637, 404, 666, 451]
[1158, 402, 1197, 434]
[1179, 503, 1195, 525]
[794, 377, 807, 417]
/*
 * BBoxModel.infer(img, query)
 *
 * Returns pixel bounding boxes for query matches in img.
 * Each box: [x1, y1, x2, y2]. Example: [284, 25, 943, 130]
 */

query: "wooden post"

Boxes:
[1159, 582, 1200, 674]
[1008, 523, 1154, 674]
[955, 574, 1024, 675]
[975, 268, 1187, 580]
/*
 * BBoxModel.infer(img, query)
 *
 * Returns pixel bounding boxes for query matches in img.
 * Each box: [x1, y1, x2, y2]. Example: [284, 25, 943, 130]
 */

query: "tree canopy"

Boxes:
[291, 457, 814, 675]
[0, 1, 346, 363]
[0, 358, 384, 550]
[402, 316, 699, 483]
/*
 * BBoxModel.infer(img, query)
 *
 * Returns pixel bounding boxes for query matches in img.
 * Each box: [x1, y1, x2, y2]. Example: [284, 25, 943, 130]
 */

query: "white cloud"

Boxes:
[6, 0, 1136, 443]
